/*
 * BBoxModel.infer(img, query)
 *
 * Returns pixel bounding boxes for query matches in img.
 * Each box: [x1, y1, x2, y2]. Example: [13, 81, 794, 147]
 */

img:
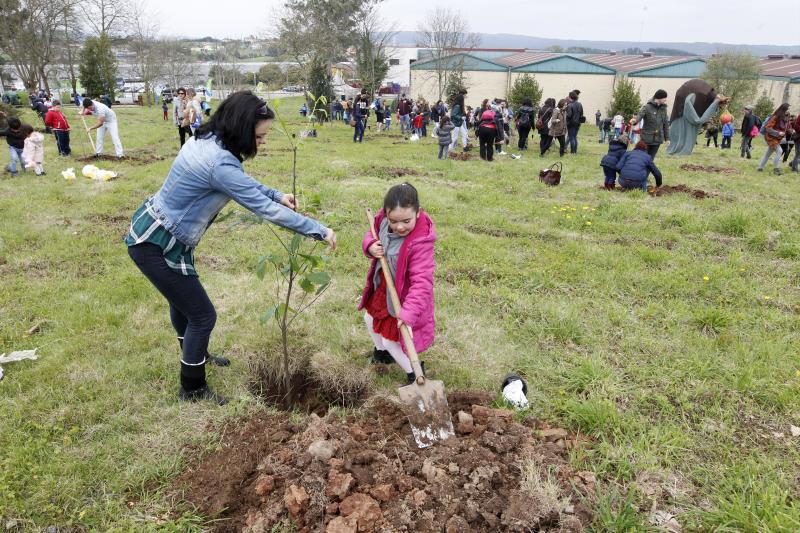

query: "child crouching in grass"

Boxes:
[359, 183, 436, 384]
[433, 116, 455, 159]
[599, 134, 628, 189]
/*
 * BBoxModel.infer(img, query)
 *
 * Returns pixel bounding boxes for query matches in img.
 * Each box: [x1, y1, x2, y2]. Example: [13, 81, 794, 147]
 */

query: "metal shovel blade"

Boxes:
[397, 378, 455, 448]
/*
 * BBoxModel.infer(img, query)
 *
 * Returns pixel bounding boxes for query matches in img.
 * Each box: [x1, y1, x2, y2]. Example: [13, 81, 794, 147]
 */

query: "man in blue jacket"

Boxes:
[616, 140, 663, 191]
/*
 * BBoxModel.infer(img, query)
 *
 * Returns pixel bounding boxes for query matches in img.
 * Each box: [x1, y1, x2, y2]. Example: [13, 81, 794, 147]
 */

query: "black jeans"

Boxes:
[554, 135, 566, 156]
[128, 243, 216, 366]
[518, 125, 531, 149]
[478, 126, 496, 161]
[647, 144, 660, 159]
[53, 130, 71, 155]
[178, 125, 193, 146]
[539, 133, 552, 155]
[740, 135, 753, 158]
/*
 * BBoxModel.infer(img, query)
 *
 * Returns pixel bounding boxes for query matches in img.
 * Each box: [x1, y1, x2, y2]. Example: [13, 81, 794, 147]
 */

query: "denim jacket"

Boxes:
[149, 135, 329, 247]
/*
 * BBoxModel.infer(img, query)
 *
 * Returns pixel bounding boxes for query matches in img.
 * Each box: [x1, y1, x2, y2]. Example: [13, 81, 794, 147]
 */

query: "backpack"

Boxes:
[518, 109, 531, 128]
[451, 104, 463, 127]
[759, 115, 770, 136]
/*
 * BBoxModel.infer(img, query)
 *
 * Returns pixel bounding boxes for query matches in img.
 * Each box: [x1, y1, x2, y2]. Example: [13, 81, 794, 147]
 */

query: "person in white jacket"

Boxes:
[83, 98, 124, 158]
[20, 124, 45, 175]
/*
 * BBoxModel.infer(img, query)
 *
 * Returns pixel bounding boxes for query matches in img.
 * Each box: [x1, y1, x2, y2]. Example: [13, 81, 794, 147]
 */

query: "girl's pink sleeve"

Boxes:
[362, 229, 378, 257]
[398, 242, 435, 327]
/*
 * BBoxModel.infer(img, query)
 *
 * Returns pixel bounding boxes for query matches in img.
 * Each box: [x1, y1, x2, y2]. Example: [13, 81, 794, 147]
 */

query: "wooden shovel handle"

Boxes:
[366, 208, 425, 383]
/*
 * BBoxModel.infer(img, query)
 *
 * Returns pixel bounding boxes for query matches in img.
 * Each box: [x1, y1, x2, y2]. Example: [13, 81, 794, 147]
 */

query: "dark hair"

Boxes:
[19, 124, 34, 137]
[383, 183, 419, 214]
[774, 103, 790, 119]
[481, 98, 489, 111]
[8, 117, 21, 129]
[440, 115, 451, 125]
[635, 140, 648, 151]
[523, 98, 532, 106]
[195, 90, 274, 161]
[82, 98, 94, 108]
[569, 91, 578, 100]
[557, 99, 567, 109]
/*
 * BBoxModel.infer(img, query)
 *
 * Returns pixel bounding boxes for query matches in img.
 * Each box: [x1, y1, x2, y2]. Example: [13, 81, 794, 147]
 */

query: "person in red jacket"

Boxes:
[44, 100, 71, 156]
[359, 183, 436, 384]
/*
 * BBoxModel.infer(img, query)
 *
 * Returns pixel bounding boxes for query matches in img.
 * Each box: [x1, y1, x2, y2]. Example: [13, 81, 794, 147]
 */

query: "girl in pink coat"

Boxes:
[359, 183, 436, 384]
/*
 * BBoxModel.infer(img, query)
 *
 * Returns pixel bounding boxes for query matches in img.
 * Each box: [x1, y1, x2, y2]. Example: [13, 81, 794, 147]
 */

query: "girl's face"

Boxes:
[386, 206, 418, 237]
[255, 119, 271, 148]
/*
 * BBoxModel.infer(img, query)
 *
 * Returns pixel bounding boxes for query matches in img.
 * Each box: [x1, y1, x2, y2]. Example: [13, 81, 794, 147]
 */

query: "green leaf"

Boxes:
[315, 282, 330, 296]
[267, 254, 284, 268]
[306, 271, 331, 285]
[260, 304, 279, 325]
[298, 253, 321, 268]
[289, 234, 302, 254]
[300, 277, 315, 293]
[256, 257, 267, 280]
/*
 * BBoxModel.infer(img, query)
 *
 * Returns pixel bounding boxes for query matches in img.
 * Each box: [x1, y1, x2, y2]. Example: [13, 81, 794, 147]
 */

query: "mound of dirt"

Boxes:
[176, 392, 595, 532]
[649, 184, 713, 199]
[76, 151, 166, 165]
[449, 152, 475, 161]
[679, 163, 738, 174]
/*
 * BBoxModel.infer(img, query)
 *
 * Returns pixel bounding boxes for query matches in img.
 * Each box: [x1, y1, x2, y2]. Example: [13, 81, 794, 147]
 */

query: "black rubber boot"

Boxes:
[370, 348, 394, 364]
[179, 337, 230, 367]
[178, 362, 227, 405]
[405, 361, 426, 385]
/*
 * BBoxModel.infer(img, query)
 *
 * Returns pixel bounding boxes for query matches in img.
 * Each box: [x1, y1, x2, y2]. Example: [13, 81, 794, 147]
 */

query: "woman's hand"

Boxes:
[368, 241, 384, 258]
[280, 194, 297, 210]
[324, 229, 337, 251]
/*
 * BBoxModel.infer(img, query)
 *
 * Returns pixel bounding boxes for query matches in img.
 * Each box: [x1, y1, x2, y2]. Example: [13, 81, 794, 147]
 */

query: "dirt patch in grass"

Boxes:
[649, 184, 714, 199]
[76, 150, 166, 165]
[449, 151, 476, 161]
[367, 166, 421, 178]
[175, 393, 594, 532]
[679, 163, 738, 174]
[465, 224, 526, 238]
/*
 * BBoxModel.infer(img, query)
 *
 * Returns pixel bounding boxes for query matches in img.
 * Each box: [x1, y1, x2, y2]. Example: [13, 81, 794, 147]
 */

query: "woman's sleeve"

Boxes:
[615, 152, 628, 171]
[210, 159, 328, 240]
[397, 246, 435, 328]
[683, 96, 720, 126]
[649, 161, 663, 187]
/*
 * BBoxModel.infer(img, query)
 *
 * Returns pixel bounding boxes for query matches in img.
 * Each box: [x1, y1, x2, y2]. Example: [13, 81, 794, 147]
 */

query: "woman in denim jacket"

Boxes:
[125, 91, 337, 405]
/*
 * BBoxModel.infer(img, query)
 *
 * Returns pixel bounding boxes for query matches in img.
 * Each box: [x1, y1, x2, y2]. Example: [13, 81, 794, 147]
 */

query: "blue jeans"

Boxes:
[353, 118, 365, 142]
[618, 177, 647, 191]
[567, 125, 580, 153]
[7, 146, 24, 174]
[599, 129, 607, 143]
[399, 114, 410, 133]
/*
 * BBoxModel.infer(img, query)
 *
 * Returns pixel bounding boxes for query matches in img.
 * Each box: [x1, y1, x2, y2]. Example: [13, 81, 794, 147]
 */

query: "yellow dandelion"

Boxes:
[582, 206, 589, 210]
[764, 296, 771, 300]
[560, 207, 567, 211]
[795, 369, 800, 378]
[586, 221, 592, 226]
[703, 276, 710, 281]
[566, 215, 572, 219]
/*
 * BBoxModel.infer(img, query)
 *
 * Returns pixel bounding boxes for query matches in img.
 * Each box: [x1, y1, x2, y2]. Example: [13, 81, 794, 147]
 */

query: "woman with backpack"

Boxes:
[536, 98, 556, 157]
[758, 103, 790, 175]
[476, 99, 498, 161]
[515, 98, 536, 150]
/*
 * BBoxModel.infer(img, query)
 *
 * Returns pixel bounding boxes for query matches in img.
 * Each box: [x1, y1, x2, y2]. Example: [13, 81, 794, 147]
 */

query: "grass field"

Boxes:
[1, 100, 799, 531]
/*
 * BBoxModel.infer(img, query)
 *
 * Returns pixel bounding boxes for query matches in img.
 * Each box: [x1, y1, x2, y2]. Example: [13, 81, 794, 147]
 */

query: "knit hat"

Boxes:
[744, 104, 753, 111]
[654, 89, 668, 99]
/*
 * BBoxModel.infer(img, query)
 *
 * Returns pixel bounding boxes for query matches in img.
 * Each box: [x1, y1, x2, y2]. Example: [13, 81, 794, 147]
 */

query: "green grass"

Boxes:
[2, 101, 800, 530]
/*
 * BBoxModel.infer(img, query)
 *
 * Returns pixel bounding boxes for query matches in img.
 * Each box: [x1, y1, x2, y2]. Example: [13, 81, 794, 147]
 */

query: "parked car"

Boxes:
[160, 89, 175, 103]
[281, 85, 304, 93]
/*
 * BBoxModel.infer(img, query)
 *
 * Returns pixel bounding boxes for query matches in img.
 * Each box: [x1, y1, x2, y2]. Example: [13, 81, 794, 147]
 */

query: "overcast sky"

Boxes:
[151, 0, 800, 48]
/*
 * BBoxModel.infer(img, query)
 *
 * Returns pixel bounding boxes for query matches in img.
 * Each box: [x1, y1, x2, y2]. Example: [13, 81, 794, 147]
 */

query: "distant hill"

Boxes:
[386, 31, 800, 57]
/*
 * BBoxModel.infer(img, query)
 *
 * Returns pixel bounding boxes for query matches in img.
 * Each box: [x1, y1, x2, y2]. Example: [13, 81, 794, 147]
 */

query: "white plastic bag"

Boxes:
[409, 133, 419, 142]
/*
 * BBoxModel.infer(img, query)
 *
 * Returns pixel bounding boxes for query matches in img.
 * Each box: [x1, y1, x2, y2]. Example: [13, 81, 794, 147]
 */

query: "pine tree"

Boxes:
[608, 77, 642, 119]
[444, 69, 467, 107]
[79, 33, 117, 99]
[753, 93, 776, 122]
[507, 74, 543, 112]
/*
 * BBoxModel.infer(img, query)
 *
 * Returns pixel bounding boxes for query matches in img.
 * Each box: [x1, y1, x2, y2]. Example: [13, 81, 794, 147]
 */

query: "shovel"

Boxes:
[366, 209, 455, 448]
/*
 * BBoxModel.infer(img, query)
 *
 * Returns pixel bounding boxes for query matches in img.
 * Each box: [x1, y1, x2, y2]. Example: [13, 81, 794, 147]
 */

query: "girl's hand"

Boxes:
[368, 241, 384, 258]
[281, 194, 297, 210]
[324, 229, 337, 251]
[398, 319, 413, 338]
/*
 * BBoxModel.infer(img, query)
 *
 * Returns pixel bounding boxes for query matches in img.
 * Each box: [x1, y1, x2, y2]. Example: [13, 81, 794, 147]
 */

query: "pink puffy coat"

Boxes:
[359, 208, 436, 354]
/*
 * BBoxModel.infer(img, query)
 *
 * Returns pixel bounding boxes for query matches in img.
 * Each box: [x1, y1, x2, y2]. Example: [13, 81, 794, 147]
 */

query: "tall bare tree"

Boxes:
[128, 1, 162, 105]
[0, 0, 75, 92]
[416, 7, 480, 100]
[354, 10, 395, 95]
[160, 41, 196, 90]
[80, 0, 129, 36]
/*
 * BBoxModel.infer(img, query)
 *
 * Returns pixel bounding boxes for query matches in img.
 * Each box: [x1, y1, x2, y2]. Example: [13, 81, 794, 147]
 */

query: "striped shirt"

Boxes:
[124, 198, 197, 276]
